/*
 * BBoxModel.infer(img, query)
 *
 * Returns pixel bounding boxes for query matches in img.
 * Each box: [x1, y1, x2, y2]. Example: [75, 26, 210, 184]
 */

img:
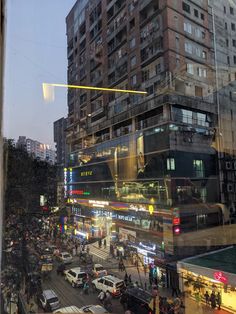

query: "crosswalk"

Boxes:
[88, 237, 110, 260]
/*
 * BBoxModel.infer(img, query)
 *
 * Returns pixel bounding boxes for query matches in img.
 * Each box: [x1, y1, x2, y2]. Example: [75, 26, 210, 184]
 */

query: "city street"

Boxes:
[40, 258, 123, 313]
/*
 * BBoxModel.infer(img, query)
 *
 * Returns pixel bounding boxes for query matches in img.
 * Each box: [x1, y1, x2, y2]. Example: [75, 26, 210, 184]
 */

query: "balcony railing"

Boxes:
[136, 114, 164, 130]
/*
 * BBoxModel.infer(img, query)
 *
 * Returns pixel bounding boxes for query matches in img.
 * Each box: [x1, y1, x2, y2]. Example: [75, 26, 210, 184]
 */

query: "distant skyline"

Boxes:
[4, 0, 76, 146]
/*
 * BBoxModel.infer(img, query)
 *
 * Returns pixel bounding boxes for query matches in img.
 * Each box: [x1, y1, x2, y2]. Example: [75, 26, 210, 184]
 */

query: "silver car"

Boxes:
[38, 289, 60, 311]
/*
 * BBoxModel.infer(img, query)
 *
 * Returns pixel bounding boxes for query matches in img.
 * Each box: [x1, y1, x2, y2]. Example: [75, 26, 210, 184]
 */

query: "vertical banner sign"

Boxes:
[69, 168, 73, 196]
[64, 168, 68, 198]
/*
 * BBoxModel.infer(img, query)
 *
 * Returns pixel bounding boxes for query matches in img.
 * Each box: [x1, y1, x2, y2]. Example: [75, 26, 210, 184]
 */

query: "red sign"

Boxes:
[214, 271, 228, 284]
[173, 217, 180, 225]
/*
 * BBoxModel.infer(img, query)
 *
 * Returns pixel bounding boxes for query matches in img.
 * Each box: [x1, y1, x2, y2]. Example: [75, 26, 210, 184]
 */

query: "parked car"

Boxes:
[92, 264, 107, 278]
[38, 289, 60, 312]
[122, 287, 153, 314]
[64, 267, 88, 288]
[57, 252, 73, 264]
[53, 305, 82, 313]
[92, 275, 125, 297]
[79, 305, 108, 314]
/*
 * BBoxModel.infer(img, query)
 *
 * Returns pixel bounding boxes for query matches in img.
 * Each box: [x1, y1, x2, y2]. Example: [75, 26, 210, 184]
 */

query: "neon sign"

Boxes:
[80, 171, 93, 176]
[214, 271, 228, 284]
[69, 190, 90, 196]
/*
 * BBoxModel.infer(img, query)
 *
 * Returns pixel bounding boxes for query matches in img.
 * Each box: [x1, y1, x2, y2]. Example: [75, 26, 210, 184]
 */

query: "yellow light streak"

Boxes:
[43, 83, 147, 95]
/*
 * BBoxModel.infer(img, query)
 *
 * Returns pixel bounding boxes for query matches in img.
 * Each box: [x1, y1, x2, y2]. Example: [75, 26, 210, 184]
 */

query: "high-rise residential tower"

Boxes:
[65, 0, 234, 285]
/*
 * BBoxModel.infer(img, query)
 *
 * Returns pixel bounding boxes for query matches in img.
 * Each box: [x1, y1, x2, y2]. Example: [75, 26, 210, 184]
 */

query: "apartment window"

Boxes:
[233, 39, 236, 47]
[224, 6, 226, 13]
[142, 69, 149, 82]
[193, 160, 204, 178]
[225, 22, 228, 30]
[181, 109, 193, 124]
[202, 51, 206, 59]
[130, 37, 136, 48]
[130, 55, 137, 67]
[195, 47, 201, 57]
[167, 158, 175, 171]
[195, 86, 203, 97]
[230, 7, 234, 15]
[182, 2, 190, 13]
[195, 28, 201, 38]
[131, 74, 137, 85]
[194, 9, 199, 18]
[227, 55, 230, 65]
[197, 67, 206, 77]
[200, 13, 204, 20]
[185, 42, 192, 54]
[146, 85, 154, 94]
[234, 56, 236, 64]
[155, 63, 161, 74]
[232, 23, 236, 31]
[130, 18, 135, 29]
[187, 63, 194, 74]
[226, 39, 229, 47]
[184, 22, 192, 34]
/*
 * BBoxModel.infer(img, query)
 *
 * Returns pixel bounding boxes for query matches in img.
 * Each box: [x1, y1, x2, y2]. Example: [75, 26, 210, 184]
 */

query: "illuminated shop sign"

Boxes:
[214, 271, 228, 284]
[88, 200, 109, 207]
[139, 242, 156, 252]
[80, 171, 93, 176]
[68, 190, 90, 196]
[129, 204, 147, 211]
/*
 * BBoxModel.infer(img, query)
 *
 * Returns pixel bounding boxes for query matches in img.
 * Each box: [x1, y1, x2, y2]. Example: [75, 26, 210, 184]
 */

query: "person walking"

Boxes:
[128, 274, 132, 284]
[98, 238, 102, 249]
[216, 292, 222, 310]
[104, 291, 112, 310]
[98, 290, 105, 305]
[103, 238, 107, 248]
[210, 291, 216, 309]
[124, 273, 128, 286]
[204, 291, 210, 305]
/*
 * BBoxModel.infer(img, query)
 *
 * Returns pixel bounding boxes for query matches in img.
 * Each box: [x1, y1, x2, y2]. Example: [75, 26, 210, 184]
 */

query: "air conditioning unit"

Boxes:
[226, 161, 232, 170]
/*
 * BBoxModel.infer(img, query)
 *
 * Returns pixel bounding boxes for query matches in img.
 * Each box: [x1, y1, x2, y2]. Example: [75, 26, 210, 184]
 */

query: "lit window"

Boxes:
[130, 37, 136, 48]
[130, 55, 137, 67]
[187, 63, 194, 75]
[167, 158, 175, 171]
[185, 42, 192, 54]
[184, 22, 192, 34]
[193, 159, 204, 177]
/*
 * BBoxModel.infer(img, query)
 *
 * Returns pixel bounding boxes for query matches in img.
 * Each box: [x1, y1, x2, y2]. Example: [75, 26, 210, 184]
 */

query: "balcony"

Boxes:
[136, 114, 164, 130]
[139, 0, 153, 11]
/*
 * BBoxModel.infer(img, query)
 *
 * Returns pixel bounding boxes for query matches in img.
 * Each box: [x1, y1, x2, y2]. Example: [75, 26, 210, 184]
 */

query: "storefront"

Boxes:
[177, 246, 236, 313]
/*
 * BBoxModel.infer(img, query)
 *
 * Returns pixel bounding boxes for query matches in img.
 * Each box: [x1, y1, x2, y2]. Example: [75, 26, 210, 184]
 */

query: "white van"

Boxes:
[92, 275, 125, 296]
[64, 267, 88, 287]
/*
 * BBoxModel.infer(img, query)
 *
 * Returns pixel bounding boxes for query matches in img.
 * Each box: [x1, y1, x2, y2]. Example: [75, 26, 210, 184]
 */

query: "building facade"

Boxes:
[65, 0, 234, 267]
[54, 117, 67, 166]
[16, 136, 56, 164]
[208, 0, 236, 217]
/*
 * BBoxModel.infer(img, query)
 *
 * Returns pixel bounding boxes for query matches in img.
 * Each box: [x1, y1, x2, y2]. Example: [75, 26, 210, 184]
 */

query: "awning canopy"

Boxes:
[177, 246, 236, 286]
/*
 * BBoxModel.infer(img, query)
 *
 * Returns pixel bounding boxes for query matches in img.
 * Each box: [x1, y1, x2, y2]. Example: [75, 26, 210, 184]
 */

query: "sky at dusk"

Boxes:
[4, 0, 76, 146]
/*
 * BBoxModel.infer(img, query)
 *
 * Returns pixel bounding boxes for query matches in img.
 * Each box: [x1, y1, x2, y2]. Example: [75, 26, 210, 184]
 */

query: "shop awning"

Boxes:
[177, 246, 236, 286]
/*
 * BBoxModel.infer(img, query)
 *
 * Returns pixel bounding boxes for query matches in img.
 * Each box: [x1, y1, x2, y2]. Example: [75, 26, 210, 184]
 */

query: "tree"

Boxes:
[4, 140, 57, 213]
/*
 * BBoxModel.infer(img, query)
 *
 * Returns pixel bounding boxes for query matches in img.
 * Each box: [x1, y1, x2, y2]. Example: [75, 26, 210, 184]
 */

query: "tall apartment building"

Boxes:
[54, 117, 67, 166]
[65, 0, 234, 281]
[16, 136, 56, 164]
[54, 117, 68, 207]
[208, 0, 236, 216]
